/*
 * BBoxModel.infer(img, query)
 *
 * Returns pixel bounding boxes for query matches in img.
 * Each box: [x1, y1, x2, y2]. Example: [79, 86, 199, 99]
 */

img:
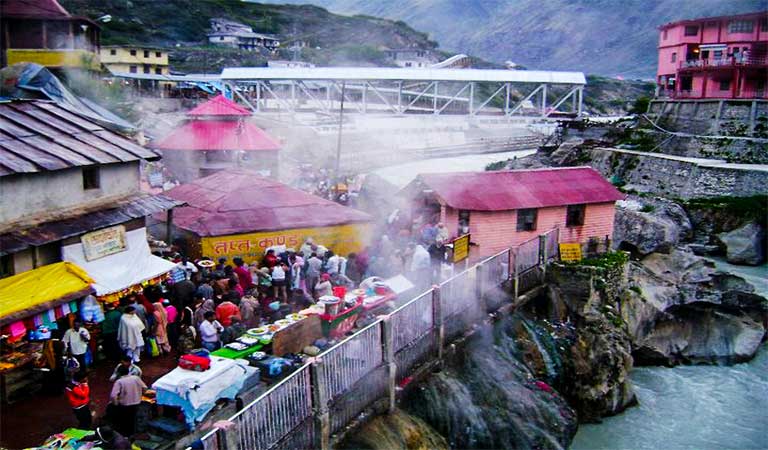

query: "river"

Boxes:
[572, 259, 768, 450]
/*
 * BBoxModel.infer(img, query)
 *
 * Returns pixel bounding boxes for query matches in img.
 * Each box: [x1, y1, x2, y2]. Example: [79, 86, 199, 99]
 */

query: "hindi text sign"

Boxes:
[81, 225, 127, 261]
[452, 234, 470, 263]
[559, 243, 582, 262]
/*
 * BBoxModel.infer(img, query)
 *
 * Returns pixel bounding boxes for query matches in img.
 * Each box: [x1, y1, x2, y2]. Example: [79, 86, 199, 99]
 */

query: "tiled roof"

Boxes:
[0, 100, 158, 177]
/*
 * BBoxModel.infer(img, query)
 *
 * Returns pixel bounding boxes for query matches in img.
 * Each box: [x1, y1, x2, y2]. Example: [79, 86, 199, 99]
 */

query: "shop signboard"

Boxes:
[200, 223, 372, 263]
[559, 243, 582, 262]
[452, 234, 470, 263]
[81, 225, 127, 261]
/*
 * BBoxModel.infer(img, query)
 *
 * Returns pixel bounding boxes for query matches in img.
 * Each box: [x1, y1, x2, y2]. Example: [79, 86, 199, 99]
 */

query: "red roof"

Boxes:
[2, 0, 70, 18]
[405, 167, 624, 211]
[187, 95, 252, 117]
[162, 170, 372, 236]
[152, 120, 281, 152]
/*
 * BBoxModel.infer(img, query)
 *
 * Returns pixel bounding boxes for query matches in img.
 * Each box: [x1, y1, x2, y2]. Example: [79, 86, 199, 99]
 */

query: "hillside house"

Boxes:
[100, 45, 169, 77]
[0, 0, 100, 71]
[401, 167, 624, 259]
[207, 18, 280, 51]
[384, 48, 439, 68]
[657, 11, 768, 99]
[0, 99, 182, 302]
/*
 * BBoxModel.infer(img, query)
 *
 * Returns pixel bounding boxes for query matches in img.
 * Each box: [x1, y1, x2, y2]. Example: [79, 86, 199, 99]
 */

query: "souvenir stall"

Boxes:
[0, 262, 94, 403]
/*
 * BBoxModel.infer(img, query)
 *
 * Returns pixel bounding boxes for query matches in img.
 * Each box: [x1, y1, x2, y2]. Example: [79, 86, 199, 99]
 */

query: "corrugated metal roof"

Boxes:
[162, 170, 371, 237]
[1, 0, 70, 18]
[0, 194, 184, 256]
[187, 95, 252, 117]
[152, 120, 281, 152]
[221, 67, 587, 85]
[404, 167, 624, 211]
[0, 100, 158, 176]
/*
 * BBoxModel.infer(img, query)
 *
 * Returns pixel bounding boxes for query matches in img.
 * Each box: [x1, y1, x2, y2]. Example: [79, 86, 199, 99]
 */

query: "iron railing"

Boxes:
[198, 232, 561, 450]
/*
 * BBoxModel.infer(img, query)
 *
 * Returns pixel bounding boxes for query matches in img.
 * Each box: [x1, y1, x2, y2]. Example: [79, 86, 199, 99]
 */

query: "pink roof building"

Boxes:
[401, 167, 624, 259]
[152, 95, 281, 182]
[656, 11, 768, 99]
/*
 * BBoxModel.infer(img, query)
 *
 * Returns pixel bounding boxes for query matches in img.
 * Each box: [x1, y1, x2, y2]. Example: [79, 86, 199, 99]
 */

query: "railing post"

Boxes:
[310, 361, 331, 450]
[539, 234, 548, 280]
[512, 249, 519, 301]
[432, 286, 444, 364]
[216, 423, 239, 450]
[381, 318, 396, 414]
[475, 264, 483, 299]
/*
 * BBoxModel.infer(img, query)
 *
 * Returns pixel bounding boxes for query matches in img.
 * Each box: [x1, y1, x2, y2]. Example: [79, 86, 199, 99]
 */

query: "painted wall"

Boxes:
[0, 162, 140, 223]
[100, 47, 169, 66]
[441, 203, 617, 258]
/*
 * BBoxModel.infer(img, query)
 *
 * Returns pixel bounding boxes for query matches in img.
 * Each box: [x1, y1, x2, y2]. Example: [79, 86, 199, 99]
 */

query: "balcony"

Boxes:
[5, 49, 101, 70]
[679, 57, 768, 72]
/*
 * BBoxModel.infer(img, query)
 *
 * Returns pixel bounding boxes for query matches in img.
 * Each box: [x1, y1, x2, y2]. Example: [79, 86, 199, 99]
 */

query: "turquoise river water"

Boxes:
[572, 259, 768, 450]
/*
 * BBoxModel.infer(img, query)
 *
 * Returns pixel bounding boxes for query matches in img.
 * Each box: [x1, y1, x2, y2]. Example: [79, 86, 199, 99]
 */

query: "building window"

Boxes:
[0, 254, 12, 279]
[728, 20, 753, 33]
[458, 210, 470, 235]
[130, 49, 136, 56]
[155, 67, 162, 74]
[720, 79, 730, 91]
[516, 209, 537, 232]
[82, 167, 100, 190]
[144, 50, 150, 58]
[155, 51, 162, 57]
[566, 204, 586, 227]
[109, 49, 116, 55]
[671, 52, 677, 63]
[684, 25, 698, 36]
[714, 50, 723, 59]
[761, 18, 768, 32]
[129, 65, 137, 73]
[220, 36, 224, 41]
[143, 64, 150, 74]
[663, 29, 668, 40]
[405, 62, 412, 67]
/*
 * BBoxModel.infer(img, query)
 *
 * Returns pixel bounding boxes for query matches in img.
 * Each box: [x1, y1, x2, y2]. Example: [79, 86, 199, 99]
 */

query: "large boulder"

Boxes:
[613, 198, 692, 256]
[718, 222, 766, 265]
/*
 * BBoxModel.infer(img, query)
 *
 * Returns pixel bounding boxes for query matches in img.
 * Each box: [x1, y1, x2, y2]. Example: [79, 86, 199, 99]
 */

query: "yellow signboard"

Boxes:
[559, 243, 582, 262]
[81, 225, 127, 261]
[200, 223, 372, 264]
[452, 234, 471, 263]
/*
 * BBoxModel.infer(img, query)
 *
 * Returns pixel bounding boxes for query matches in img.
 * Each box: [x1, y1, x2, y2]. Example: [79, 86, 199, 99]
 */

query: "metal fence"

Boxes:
[198, 233, 558, 450]
[543, 228, 559, 262]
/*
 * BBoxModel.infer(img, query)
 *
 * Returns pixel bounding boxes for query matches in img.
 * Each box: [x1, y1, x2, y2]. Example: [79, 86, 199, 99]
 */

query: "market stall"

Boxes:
[152, 355, 256, 427]
[0, 262, 95, 403]
[62, 226, 176, 304]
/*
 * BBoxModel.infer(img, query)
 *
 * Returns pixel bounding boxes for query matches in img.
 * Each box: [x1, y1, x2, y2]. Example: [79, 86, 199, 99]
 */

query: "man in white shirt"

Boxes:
[63, 320, 90, 375]
[199, 311, 223, 351]
[176, 256, 198, 281]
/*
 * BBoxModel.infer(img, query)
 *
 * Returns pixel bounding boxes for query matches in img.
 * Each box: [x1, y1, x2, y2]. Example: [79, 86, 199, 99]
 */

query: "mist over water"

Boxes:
[572, 260, 768, 450]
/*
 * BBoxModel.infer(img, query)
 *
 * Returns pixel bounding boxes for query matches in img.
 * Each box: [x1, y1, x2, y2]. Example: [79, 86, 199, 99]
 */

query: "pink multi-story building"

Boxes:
[656, 11, 768, 99]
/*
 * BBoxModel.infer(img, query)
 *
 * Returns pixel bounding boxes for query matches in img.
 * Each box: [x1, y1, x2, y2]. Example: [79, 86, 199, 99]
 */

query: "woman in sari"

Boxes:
[152, 302, 171, 354]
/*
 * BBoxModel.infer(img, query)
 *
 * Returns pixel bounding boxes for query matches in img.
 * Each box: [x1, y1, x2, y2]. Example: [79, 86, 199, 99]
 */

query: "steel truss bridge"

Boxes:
[220, 67, 586, 119]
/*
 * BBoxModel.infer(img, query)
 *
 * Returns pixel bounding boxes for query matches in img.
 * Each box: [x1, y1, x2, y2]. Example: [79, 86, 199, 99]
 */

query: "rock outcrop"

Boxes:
[718, 222, 766, 265]
[613, 197, 692, 256]
[621, 248, 767, 365]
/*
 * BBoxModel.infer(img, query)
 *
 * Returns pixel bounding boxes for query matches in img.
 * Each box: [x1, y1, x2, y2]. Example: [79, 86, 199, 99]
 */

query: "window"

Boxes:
[516, 209, 537, 232]
[405, 62, 412, 67]
[130, 49, 136, 56]
[671, 52, 677, 63]
[155, 51, 162, 58]
[144, 50, 149, 58]
[0, 254, 13, 279]
[109, 49, 116, 55]
[663, 29, 668, 40]
[566, 204, 586, 227]
[220, 36, 224, 41]
[129, 65, 137, 73]
[728, 20, 753, 33]
[458, 210, 470, 235]
[720, 79, 730, 91]
[82, 167, 100, 190]
[684, 25, 698, 36]
[143, 64, 150, 74]
[761, 18, 768, 32]
[155, 67, 162, 74]
[714, 50, 723, 59]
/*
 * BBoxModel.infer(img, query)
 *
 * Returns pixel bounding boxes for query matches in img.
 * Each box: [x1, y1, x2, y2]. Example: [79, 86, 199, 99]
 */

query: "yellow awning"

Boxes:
[0, 262, 94, 326]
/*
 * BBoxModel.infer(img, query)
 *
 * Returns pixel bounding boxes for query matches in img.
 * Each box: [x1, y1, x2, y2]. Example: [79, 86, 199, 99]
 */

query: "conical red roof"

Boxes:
[187, 95, 252, 117]
[153, 120, 281, 152]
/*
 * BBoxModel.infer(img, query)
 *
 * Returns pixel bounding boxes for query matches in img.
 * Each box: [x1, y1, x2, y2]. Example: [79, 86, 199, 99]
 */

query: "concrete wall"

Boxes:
[0, 162, 140, 223]
[646, 99, 767, 137]
[587, 147, 768, 199]
[442, 202, 617, 258]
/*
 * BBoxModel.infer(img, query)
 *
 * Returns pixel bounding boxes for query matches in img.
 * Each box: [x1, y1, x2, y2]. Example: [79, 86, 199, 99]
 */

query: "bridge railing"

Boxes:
[199, 232, 559, 450]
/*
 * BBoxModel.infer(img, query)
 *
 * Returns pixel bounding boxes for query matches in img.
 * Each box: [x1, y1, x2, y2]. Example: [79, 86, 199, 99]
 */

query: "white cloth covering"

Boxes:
[63, 227, 176, 295]
[153, 356, 249, 409]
